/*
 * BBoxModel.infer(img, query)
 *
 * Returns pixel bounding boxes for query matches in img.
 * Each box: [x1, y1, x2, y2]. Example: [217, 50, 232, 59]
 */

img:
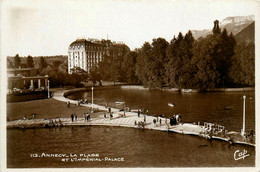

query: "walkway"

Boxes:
[7, 89, 255, 147]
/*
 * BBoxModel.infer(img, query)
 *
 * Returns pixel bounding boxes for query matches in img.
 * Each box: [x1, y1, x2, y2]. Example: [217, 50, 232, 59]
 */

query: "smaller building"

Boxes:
[7, 68, 49, 92]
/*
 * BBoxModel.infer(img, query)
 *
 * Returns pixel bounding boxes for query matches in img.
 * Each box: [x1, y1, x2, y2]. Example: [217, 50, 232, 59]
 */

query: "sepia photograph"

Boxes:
[1, 0, 259, 171]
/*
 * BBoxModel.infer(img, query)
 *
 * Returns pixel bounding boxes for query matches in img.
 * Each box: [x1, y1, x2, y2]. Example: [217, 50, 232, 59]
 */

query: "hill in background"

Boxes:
[191, 15, 255, 40]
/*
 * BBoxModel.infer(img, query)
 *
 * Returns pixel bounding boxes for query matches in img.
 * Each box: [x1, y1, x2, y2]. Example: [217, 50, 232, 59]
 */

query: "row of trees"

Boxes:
[96, 21, 254, 90]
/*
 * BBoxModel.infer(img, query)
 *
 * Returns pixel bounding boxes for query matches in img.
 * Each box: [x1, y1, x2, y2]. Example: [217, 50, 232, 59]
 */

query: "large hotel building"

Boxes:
[68, 38, 127, 73]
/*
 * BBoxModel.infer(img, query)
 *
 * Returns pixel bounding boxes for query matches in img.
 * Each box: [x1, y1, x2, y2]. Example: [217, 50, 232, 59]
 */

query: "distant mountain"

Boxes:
[235, 21, 255, 43]
[191, 15, 254, 39]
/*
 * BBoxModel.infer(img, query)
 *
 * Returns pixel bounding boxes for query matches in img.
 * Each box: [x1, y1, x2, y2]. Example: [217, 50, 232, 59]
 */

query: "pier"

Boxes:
[7, 89, 255, 147]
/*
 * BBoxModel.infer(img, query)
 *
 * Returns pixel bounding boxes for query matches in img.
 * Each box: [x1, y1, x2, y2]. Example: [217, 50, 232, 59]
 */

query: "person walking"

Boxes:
[83, 113, 86, 121]
[86, 113, 89, 121]
[71, 114, 74, 122]
[138, 110, 140, 118]
[159, 118, 162, 127]
[144, 115, 146, 124]
[104, 113, 106, 118]
[67, 101, 70, 108]
[74, 113, 77, 121]
[153, 118, 156, 127]
[88, 114, 90, 121]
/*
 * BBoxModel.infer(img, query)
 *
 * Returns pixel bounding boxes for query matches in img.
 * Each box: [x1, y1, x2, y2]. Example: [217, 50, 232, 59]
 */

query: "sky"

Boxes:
[2, 0, 259, 56]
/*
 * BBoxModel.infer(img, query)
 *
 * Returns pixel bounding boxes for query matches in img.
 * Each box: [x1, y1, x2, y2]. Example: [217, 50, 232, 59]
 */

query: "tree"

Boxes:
[14, 54, 21, 68]
[98, 44, 130, 84]
[228, 41, 254, 86]
[89, 66, 102, 86]
[165, 32, 186, 88]
[191, 36, 221, 90]
[52, 60, 62, 69]
[122, 51, 139, 84]
[7, 58, 14, 68]
[26, 55, 34, 68]
[135, 42, 152, 86]
[39, 57, 47, 70]
[135, 38, 168, 88]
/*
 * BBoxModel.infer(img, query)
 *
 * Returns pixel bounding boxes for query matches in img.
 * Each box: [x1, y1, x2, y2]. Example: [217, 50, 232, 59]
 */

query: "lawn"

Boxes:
[7, 98, 92, 121]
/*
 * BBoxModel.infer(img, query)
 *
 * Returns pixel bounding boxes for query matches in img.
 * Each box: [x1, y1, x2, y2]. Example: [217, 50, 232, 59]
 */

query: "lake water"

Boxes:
[7, 87, 255, 167]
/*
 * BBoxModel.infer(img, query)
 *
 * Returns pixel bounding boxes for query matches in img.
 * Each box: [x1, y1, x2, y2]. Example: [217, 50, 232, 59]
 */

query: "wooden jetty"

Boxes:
[6, 89, 255, 147]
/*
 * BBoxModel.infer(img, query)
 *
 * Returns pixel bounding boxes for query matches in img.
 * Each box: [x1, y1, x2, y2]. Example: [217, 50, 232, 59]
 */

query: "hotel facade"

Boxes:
[68, 38, 127, 73]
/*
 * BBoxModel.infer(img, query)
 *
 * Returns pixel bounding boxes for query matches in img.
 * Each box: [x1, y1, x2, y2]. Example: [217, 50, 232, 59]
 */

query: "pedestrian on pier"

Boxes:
[138, 110, 140, 118]
[74, 114, 77, 121]
[67, 101, 70, 108]
[59, 118, 62, 126]
[159, 118, 162, 127]
[153, 118, 156, 127]
[88, 114, 91, 121]
[110, 113, 113, 120]
[165, 118, 167, 125]
[144, 115, 146, 124]
[71, 114, 74, 122]
[134, 120, 137, 125]
[85, 113, 87, 121]
[104, 113, 106, 118]
[86, 113, 89, 121]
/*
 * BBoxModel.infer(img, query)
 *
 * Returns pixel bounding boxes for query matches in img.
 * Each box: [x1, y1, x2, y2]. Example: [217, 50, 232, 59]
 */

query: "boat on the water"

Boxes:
[224, 106, 231, 110]
[168, 103, 174, 107]
[115, 101, 125, 104]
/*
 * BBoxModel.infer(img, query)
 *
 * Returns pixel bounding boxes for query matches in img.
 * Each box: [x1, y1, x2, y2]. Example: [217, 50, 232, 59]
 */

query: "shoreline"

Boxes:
[121, 85, 254, 92]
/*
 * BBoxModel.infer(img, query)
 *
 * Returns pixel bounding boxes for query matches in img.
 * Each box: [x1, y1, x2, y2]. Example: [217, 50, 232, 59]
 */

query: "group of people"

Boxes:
[134, 120, 145, 129]
[70, 113, 78, 122]
[83, 113, 91, 122]
[67, 99, 89, 108]
[48, 118, 62, 127]
[169, 114, 182, 126]
[153, 116, 163, 127]
[104, 112, 113, 120]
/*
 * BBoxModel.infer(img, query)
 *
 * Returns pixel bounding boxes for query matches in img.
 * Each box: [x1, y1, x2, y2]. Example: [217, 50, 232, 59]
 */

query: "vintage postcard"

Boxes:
[1, 0, 259, 171]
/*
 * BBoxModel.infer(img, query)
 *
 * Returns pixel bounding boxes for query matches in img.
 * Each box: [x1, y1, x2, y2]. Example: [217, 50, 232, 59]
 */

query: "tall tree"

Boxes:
[14, 54, 21, 68]
[135, 42, 152, 86]
[122, 51, 139, 84]
[228, 41, 254, 86]
[99, 44, 130, 84]
[89, 66, 102, 86]
[39, 57, 47, 70]
[7, 58, 14, 68]
[26, 55, 34, 68]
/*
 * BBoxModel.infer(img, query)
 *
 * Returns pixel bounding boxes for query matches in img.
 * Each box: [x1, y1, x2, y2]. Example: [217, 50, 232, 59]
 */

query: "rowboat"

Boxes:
[168, 103, 174, 107]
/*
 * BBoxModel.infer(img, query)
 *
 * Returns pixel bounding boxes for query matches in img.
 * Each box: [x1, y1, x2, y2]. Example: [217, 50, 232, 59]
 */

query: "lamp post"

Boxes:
[123, 103, 126, 117]
[91, 87, 94, 112]
[241, 95, 246, 136]
[47, 80, 50, 98]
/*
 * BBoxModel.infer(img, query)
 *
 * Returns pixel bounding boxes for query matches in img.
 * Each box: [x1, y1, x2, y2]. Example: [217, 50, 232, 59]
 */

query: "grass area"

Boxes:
[7, 98, 93, 121]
